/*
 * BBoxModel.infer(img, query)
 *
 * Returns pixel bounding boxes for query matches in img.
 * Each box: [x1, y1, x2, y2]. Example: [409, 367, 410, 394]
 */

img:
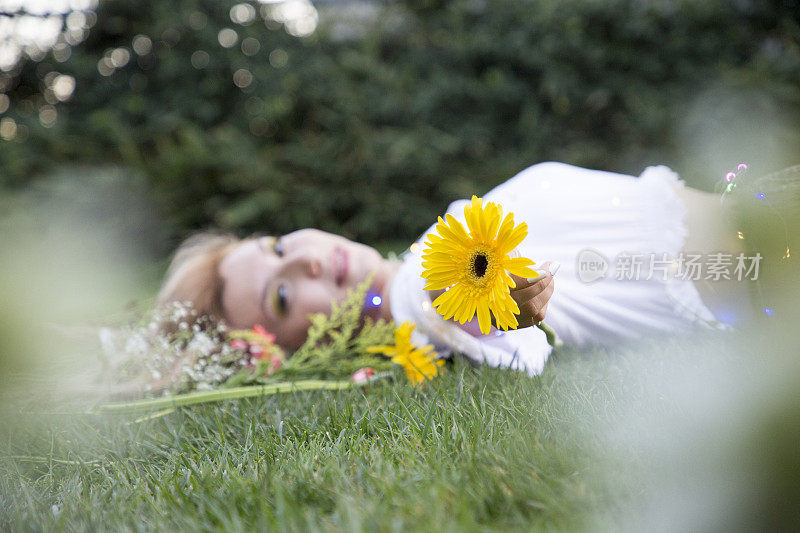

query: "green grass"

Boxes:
[1, 326, 796, 531]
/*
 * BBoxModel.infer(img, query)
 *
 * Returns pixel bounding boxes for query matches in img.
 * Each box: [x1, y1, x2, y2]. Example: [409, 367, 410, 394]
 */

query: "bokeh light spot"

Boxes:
[97, 56, 114, 76]
[233, 68, 253, 88]
[188, 11, 207, 31]
[217, 28, 238, 48]
[132, 35, 152, 56]
[0, 117, 17, 140]
[241, 37, 260, 56]
[39, 104, 57, 127]
[110, 47, 130, 68]
[230, 3, 256, 25]
[52, 74, 75, 101]
[52, 42, 71, 62]
[190, 50, 209, 69]
[269, 48, 288, 68]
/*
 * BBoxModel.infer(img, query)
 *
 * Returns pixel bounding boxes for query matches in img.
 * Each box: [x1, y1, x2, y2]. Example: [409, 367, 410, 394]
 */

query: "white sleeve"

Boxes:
[462, 327, 552, 376]
[433, 318, 553, 376]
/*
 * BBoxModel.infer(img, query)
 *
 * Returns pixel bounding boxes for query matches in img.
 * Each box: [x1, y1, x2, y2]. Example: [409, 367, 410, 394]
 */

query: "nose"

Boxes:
[282, 253, 322, 278]
[308, 257, 321, 278]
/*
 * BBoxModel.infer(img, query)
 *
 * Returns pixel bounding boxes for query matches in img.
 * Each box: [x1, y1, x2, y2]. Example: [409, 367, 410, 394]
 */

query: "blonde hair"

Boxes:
[157, 231, 245, 322]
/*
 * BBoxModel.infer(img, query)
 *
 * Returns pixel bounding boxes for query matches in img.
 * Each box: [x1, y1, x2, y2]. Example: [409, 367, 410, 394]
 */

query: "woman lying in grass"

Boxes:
[158, 162, 799, 376]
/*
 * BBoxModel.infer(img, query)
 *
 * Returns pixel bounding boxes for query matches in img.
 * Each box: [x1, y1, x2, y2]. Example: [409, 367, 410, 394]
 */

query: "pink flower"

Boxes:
[252, 325, 276, 344]
[230, 338, 249, 351]
[249, 344, 265, 358]
[350, 367, 375, 384]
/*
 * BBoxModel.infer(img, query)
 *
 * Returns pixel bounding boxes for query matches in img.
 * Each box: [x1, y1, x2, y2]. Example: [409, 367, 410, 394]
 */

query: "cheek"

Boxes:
[346, 246, 381, 279]
[221, 284, 264, 330]
[280, 282, 342, 349]
[293, 280, 342, 316]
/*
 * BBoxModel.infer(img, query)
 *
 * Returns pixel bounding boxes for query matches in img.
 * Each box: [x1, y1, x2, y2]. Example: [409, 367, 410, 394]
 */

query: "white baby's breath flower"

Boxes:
[186, 332, 216, 356]
[107, 298, 276, 396]
[124, 333, 149, 356]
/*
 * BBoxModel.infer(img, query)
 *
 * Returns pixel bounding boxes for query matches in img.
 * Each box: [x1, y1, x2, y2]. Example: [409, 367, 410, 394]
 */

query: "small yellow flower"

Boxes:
[421, 195, 538, 334]
[367, 322, 443, 384]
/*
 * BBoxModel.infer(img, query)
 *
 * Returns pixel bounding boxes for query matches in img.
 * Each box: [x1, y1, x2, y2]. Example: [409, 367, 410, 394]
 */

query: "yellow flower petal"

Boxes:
[495, 213, 517, 247]
[485, 202, 501, 240]
[503, 292, 520, 315]
[463, 298, 479, 325]
[366, 344, 395, 354]
[436, 217, 471, 249]
[441, 288, 467, 321]
[504, 256, 538, 278]
[432, 288, 459, 320]
[496, 221, 528, 256]
[464, 196, 484, 241]
[476, 299, 492, 335]
[444, 213, 472, 245]
[424, 279, 454, 291]
[373, 323, 443, 385]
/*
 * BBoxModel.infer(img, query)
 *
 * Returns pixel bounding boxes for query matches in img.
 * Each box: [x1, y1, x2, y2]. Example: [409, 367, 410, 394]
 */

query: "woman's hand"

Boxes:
[508, 261, 557, 328]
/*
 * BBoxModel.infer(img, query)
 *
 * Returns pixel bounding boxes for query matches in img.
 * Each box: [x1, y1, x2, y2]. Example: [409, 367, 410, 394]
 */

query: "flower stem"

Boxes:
[536, 321, 563, 348]
[93, 379, 365, 414]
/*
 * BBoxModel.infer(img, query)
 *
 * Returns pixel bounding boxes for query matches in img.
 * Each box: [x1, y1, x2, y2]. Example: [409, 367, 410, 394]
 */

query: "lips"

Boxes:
[332, 247, 348, 286]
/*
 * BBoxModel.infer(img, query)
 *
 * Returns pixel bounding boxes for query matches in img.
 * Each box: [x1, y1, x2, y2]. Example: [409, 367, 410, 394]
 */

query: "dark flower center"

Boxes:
[472, 253, 489, 278]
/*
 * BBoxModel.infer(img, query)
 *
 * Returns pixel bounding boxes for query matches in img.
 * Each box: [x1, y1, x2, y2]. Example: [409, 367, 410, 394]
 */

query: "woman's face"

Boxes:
[218, 228, 391, 349]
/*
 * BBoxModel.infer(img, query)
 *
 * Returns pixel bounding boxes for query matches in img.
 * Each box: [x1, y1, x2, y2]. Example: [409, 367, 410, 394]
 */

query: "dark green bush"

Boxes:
[1, 0, 798, 249]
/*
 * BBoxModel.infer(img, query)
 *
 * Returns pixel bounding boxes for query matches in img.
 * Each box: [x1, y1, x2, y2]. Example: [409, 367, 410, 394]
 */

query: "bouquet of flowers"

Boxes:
[98, 276, 446, 413]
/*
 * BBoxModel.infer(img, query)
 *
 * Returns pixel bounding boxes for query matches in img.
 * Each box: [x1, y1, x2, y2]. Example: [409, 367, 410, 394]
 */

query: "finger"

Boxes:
[527, 282, 554, 321]
[517, 279, 555, 327]
[510, 274, 554, 307]
[537, 303, 549, 324]
[509, 261, 552, 290]
[520, 301, 549, 328]
[518, 302, 548, 328]
[531, 283, 555, 322]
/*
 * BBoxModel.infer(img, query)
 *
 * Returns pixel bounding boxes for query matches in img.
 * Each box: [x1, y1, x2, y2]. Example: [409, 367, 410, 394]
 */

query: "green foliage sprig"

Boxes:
[265, 274, 397, 381]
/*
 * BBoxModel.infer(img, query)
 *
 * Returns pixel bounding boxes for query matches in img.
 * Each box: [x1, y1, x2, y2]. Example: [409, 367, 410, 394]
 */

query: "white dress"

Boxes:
[389, 162, 736, 376]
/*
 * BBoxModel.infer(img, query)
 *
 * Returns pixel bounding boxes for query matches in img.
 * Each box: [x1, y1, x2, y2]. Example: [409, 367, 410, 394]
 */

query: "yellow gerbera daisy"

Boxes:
[421, 195, 538, 335]
[366, 322, 444, 384]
